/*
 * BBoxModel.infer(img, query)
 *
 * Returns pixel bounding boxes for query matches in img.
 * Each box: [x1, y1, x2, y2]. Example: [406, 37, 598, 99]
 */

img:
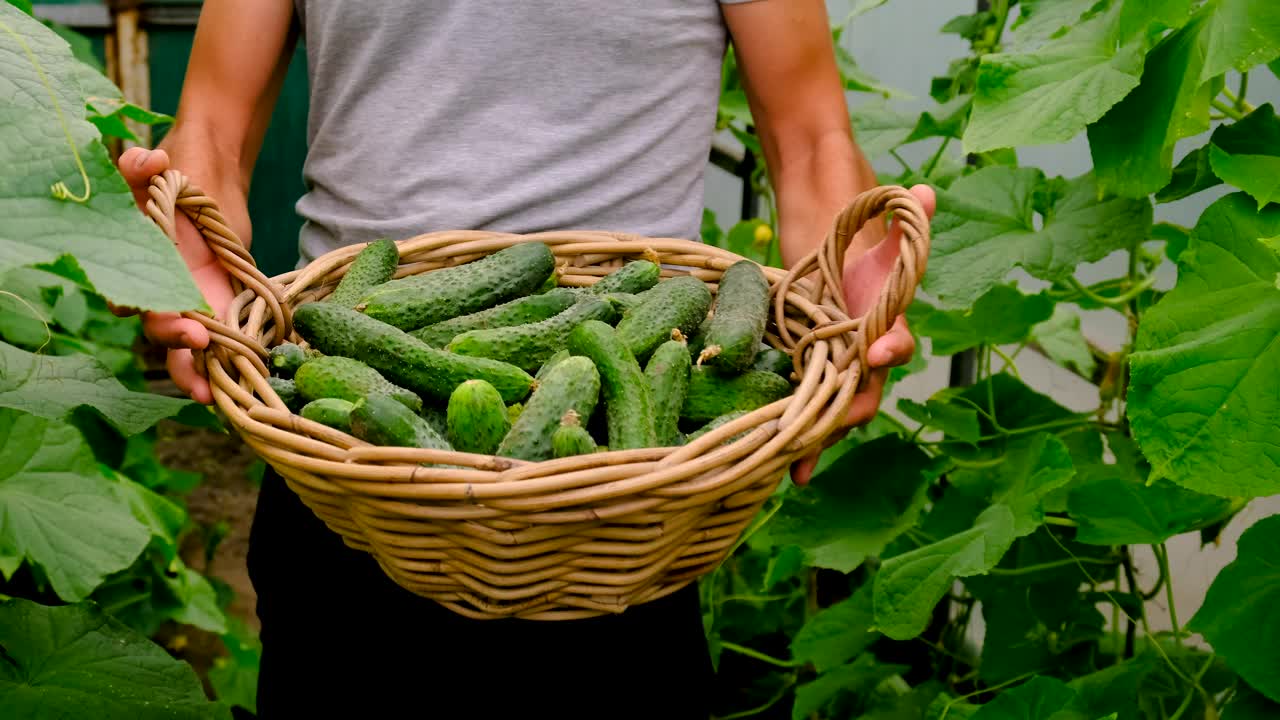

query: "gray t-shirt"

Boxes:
[291, 0, 755, 266]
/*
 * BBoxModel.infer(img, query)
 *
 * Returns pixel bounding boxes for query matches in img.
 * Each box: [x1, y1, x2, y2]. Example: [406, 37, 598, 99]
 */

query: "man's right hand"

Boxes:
[115, 146, 242, 405]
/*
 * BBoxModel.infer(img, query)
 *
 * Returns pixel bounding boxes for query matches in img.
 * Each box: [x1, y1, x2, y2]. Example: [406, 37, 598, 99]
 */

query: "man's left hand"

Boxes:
[790, 183, 936, 487]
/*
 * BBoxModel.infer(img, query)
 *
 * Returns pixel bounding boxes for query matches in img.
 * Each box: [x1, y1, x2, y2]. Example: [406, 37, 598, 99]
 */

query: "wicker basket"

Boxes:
[143, 169, 931, 621]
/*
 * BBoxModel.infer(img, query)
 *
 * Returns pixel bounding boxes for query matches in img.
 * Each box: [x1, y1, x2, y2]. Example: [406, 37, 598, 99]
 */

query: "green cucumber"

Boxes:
[644, 336, 691, 447]
[684, 410, 751, 444]
[293, 355, 423, 413]
[348, 394, 453, 456]
[537, 266, 560, 293]
[325, 238, 399, 307]
[614, 276, 712, 362]
[446, 295, 617, 372]
[697, 260, 771, 372]
[496, 356, 602, 461]
[292, 302, 536, 404]
[590, 260, 661, 295]
[409, 288, 578, 346]
[551, 410, 598, 458]
[445, 379, 510, 455]
[566, 320, 656, 451]
[535, 349, 571, 382]
[600, 292, 642, 318]
[681, 366, 793, 422]
[299, 398, 355, 432]
[269, 342, 312, 378]
[267, 377, 302, 411]
[420, 405, 448, 438]
[356, 242, 556, 330]
[506, 402, 525, 426]
[752, 347, 793, 377]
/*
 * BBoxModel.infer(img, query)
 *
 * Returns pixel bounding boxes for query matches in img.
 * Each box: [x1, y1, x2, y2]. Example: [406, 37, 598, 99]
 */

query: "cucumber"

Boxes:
[644, 335, 691, 447]
[537, 266, 560, 293]
[535, 349, 571, 382]
[496, 356, 601, 461]
[292, 302, 536, 404]
[566, 319, 656, 451]
[681, 366, 793, 422]
[752, 347, 793, 377]
[299, 398, 355, 432]
[551, 409, 598, 458]
[506, 402, 525, 426]
[615, 276, 713, 362]
[697, 260, 771, 372]
[684, 410, 751, 444]
[348, 394, 453, 456]
[421, 405, 448, 438]
[446, 295, 617, 372]
[293, 355, 423, 413]
[269, 342, 312, 378]
[356, 242, 556, 330]
[446, 379, 510, 455]
[325, 238, 399, 307]
[600, 292, 642, 318]
[409, 288, 579, 347]
[684, 312, 714, 360]
[590, 260, 661, 295]
[267, 377, 302, 411]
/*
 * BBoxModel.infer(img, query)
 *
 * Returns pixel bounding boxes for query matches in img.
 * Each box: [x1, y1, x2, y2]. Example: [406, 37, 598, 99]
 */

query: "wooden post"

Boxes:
[107, 0, 151, 149]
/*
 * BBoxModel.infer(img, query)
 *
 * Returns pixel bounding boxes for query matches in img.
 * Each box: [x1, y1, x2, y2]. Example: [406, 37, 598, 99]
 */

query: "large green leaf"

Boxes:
[970, 676, 1090, 720]
[924, 166, 1152, 308]
[1088, 7, 1220, 198]
[1222, 684, 1280, 720]
[1068, 654, 1160, 720]
[1208, 103, 1280, 210]
[0, 409, 149, 601]
[760, 434, 943, 573]
[0, 339, 192, 435]
[963, 0, 1149, 153]
[896, 397, 980, 443]
[791, 653, 908, 720]
[1199, 0, 1280, 81]
[0, 597, 220, 719]
[849, 100, 918, 159]
[976, 578, 1106, 683]
[1126, 193, 1280, 498]
[907, 284, 1054, 355]
[1187, 513, 1280, 702]
[1030, 305, 1097, 377]
[1068, 475, 1233, 545]
[789, 581, 878, 673]
[0, 3, 204, 313]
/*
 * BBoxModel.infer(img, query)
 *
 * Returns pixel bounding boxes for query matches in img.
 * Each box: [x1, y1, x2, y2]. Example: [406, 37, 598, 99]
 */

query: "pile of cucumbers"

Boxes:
[263, 238, 797, 464]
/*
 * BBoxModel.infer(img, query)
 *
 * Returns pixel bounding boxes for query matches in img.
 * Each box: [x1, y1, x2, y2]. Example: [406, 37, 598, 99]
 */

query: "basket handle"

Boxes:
[144, 169, 292, 359]
[773, 185, 931, 383]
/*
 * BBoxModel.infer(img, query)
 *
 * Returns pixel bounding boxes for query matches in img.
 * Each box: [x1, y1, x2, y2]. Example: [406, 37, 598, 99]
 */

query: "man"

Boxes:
[118, 1, 933, 716]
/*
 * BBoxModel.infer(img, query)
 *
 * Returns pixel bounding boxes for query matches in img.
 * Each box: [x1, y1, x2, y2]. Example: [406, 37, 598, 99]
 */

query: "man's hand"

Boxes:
[789, 183, 936, 487]
[113, 146, 240, 405]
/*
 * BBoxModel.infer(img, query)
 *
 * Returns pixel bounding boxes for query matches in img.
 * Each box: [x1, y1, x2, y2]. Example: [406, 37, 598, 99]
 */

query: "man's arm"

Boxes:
[721, 0, 882, 270]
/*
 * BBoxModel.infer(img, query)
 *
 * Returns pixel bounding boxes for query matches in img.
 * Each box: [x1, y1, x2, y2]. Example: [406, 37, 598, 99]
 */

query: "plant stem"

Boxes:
[718, 641, 803, 669]
[713, 675, 797, 720]
[1211, 99, 1244, 121]
[991, 344, 1021, 380]
[924, 136, 953, 178]
[987, 556, 1115, 576]
[1222, 82, 1255, 114]
[1043, 516, 1079, 527]
[1155, 543, 1183, 650]
[889, 149, 915, 175]
[1168, 654, 1217, 720]
[938, 671, 1037, 720]
[1235, 71, 1249, 112]
[718, 593, 794, 606]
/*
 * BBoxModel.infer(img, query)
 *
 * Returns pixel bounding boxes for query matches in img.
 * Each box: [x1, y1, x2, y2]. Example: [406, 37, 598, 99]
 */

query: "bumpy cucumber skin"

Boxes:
[292, 302, 535, 404]
[325, 238, 399, 307]
[446, 379, 510, 456]
[535, 349, 571, 383]
[644, 338, 691, 447]
[420, 405, 448, 437]
[496, 356, 601, 461]
[591, 260, 661, 295]
[566, 320, 656, 451]
[684, 410, 751, 444]
[269, 343, 310, 378]
[293, 355, 423, 413]
[409, 288, 578, 347]
[552, 422, 598, 458]
[614, 276, 713, 362]
[680, 366, 793, 422]
[300, 398, 355, 432]
[349, 394, 453, 454]
[267, 377, 302, 411]
[699, 260, 770, 372]
[506, 402, 525, 426]
[446, 295, 616, 372]
[356, 242, 556, 330]
[537, 266, 560, 293]
[753, 347, 793, 377]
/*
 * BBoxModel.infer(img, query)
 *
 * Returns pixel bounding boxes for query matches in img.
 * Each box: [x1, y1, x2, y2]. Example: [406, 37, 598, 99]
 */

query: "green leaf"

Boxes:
[941, 11, 994, 41]
[1187, 513, 1280, 702]
[1208, 103, 1280, 210]
[970, 676, 1090, 720]
[1126, 193, 1280, 497]
[725, 218, 773, 266]
[1222, 684, 1280, 720]
[0, 339, 193, 435]
[907, 94, 973, 143]
[907, 284, 1055, 356]
[1088, 7, 1220, 198]
[791, 654, 908, 720]
[1199, 0, 1280, 81]
[897, 397, 980, 443]
[1030, 305, 1096, 377]
[0, 409, 149, 601]
[976, 580, 1105, 683]
[1068, 475, 1233, 545]
[850, 100, 918, 159]
[924, 167, 1152, 307]
[1068, 654, 1160, 720]
[789, 582, 878, 673]
[0, 597, 220, 719]
[209, 618, 261, 715]
[1155, 144, 1220, 203]
[0, 4, 205, 313]
[964, 0, 1149, 153]
[761, 434, 941, 573]
[950, 433, 1078, 536]
[5, 0, 33, 15]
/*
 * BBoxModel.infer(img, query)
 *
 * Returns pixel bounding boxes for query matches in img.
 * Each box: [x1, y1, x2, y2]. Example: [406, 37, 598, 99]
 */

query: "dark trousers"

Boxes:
[246, 465, 715, 719]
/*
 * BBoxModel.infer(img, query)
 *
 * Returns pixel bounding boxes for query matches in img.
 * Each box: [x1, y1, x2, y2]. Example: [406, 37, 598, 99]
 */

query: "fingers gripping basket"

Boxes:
[144, 169, 931, 621]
